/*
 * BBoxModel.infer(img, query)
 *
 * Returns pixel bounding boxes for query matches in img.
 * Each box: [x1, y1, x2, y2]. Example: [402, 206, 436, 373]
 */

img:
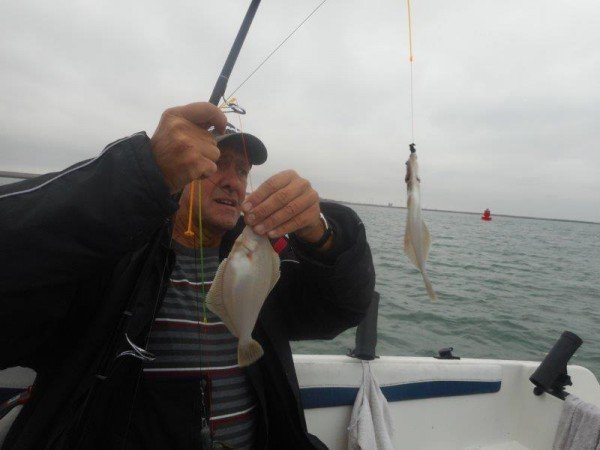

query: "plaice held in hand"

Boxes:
[206, 226, 280, 367]
[404, 147, 437, 301]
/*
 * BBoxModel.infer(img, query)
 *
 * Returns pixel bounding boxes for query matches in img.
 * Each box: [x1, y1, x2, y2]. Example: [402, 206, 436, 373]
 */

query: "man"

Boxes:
[0, 102, 375, 449]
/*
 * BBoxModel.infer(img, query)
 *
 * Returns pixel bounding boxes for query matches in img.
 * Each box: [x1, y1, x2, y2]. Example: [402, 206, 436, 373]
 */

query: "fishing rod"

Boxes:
[197, 2, 263, 447]
[185, 0, 263, 229]
[406, 0, 416, 153]
[73, 3, 267, 448]
[209, 0, 262, 106]
[4, 0, 261, 183]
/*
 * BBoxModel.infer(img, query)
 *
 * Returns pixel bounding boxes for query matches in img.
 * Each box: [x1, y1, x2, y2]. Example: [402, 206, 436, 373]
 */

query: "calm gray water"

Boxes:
[292, 204, 600, 379]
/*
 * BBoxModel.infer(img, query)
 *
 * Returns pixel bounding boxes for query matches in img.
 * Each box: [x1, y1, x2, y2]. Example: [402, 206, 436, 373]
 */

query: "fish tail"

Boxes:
[238, 338, 264, 367]
[421, 270, 437, 301]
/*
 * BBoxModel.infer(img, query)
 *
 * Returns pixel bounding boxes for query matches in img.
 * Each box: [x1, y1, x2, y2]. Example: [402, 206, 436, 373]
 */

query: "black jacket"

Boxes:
[0, 132, 375, 449]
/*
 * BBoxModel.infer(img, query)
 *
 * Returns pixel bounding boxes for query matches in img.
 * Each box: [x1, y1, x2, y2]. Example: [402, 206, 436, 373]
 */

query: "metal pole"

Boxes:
[209, 0, 262, 105]
[349, 291, 380, 360]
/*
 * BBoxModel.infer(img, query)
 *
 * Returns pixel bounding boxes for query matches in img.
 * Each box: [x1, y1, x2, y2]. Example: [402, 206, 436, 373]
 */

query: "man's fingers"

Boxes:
[151, 102, 228, 193]
[193, 129, 220, 156]
[242, 170, 298, 213]
[265, 203, 321, 239]
[245, 175, 307, 226]
[193, 157, 218, 179]
[170, 102, 227, 133]
[243, 170, 322, 238]
[250, 189, 319, 236]
[194, 144, 221, 174]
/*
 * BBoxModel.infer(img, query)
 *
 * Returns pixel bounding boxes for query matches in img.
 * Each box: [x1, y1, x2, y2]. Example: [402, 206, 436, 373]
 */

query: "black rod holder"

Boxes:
[529, 331, 583, 400]
[209, 0, 262, 105]
[349, 291, 380, 361]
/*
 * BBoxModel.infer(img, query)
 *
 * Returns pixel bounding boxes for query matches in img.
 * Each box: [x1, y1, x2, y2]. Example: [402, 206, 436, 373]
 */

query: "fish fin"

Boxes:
[269, 251, 281, 292]
[403, 230, 419, 268]
[421, 268, 437, 301]
[238, 338, 264, 367]
[205, 258, 238, 337]
[422, 221, 431, 261]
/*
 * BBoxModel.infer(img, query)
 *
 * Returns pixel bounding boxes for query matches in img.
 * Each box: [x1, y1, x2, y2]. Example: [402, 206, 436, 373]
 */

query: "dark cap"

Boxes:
[209, 123, 267, 166]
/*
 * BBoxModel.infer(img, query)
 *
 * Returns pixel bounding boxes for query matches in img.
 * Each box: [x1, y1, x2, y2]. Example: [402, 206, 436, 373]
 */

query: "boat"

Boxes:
[2, 329, 600, 449]
[294, 299, 600, 449]
[298, 354, 600, 449]
[482, 208, 492, 221]
[1, 283, 599, 449]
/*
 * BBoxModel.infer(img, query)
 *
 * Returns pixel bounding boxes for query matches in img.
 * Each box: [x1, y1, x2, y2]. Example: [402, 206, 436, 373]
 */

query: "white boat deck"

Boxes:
[2, 356, 600, 448]
[294, 355, 600, 450]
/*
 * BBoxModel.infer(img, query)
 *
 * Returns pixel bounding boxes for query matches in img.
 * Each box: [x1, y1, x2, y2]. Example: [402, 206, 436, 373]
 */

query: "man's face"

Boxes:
[200, 145, 251, 233]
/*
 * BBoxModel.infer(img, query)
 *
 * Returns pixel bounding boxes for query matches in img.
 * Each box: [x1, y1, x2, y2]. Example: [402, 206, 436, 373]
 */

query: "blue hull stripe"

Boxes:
[301, 380, 501, 409]
[2, 381, 501, 410]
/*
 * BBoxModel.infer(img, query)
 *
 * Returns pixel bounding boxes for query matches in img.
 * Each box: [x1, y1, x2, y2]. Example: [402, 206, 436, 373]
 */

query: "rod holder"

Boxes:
[529, 331, 583, 400]
[348, 291, 380, 361]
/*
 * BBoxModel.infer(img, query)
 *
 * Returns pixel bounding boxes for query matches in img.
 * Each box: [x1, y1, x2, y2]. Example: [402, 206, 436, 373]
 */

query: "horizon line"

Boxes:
[325, 199, 600, 226]
[2, 172, 597, 226]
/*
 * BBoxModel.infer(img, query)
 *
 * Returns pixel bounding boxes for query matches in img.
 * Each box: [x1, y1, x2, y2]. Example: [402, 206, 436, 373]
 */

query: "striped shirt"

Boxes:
[143, 241, 258, 448]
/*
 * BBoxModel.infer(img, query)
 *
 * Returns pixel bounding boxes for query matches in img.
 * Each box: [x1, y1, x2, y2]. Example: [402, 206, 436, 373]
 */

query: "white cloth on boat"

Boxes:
[553, 394, 600, 450]
[347, 361, 394, 450]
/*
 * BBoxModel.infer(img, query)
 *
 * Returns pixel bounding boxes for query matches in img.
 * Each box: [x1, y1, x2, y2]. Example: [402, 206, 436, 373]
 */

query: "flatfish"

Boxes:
[404, 146, 437, 300]
[206, 226, 280, 366]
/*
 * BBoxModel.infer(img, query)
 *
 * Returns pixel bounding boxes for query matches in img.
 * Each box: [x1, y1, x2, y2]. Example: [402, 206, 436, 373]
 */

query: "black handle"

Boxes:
[529, 331, 583, 400]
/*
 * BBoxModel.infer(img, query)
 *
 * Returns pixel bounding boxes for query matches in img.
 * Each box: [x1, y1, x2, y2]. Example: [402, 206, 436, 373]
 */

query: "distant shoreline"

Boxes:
[2, 173, 597, 226]
[324, 199, 600, 226]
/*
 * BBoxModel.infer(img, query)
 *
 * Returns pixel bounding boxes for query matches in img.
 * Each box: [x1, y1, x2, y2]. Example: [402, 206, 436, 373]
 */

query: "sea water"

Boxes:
[292, 204, 600, 379]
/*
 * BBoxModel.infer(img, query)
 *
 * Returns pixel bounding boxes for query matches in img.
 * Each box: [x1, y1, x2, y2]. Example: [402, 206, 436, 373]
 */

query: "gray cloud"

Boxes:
[1, 0, 598, 221]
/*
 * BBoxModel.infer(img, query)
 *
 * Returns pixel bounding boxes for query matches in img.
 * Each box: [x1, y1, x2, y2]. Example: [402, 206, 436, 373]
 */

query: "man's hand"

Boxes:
[150, 102, 227, 194]
[242, 170, 330, 248]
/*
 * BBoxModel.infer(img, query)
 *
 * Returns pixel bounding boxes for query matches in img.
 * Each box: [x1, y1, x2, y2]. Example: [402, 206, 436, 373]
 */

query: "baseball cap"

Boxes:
[209, 123, 267, 166]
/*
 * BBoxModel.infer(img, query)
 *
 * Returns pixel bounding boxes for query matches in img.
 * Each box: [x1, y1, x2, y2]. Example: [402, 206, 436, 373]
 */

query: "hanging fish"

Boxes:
[404, 145, 437, 300]
[206, 226, 280, 367]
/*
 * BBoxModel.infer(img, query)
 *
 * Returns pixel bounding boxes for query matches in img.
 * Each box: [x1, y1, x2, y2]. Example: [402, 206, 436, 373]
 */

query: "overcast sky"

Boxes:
[1, 0, 599, 222]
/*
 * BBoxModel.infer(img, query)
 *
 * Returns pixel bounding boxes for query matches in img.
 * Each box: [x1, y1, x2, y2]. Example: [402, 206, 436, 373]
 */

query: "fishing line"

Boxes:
[184, 99, 251, 241]
[185, 181, 196, 236]
[233, 108, 254, 193]
[184, 99, 252, 325]
[187, 104, 253, 440]
[220, 0, 328, 106]
[192, 178, 211, 435]
[184, 182, 206, 325]
[197, 181, 208, 323]
[183, 161, 251, 244]
[407, 0, 415, 143]
[122, 0, 264, 443]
